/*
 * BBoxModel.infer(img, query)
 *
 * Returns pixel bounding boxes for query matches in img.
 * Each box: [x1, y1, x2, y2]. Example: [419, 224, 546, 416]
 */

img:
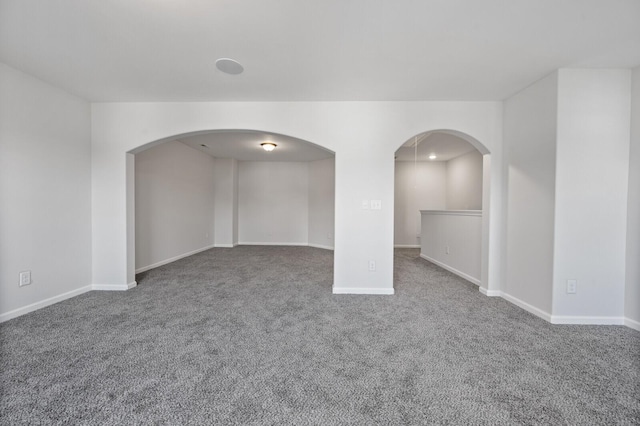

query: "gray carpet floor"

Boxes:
[1, 247, 639, 425]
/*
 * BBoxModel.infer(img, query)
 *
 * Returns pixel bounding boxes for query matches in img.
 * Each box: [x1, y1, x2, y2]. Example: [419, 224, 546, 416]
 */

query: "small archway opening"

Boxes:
[129, 129, 335, 284]
[393, 129, 491, 290]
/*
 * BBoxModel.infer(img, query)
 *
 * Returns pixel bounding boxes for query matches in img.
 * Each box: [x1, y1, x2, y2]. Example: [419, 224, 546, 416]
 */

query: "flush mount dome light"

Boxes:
[429, 153, 437, 160]
[215, 58, 244, 75]
[261, 142, 277, 152]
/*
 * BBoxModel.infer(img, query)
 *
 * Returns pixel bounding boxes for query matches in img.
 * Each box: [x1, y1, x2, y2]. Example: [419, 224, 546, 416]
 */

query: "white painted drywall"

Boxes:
[134, 141, 215, 271]
[232, 160, 239, 245]
[0, 63, 92, 319]
[446, 150, 483, 210]
[91, 101, 503, 293]
[238, 161, 309, 245]
[214, 157, 238, 247]
[626, 66, 640, 328]
[553, 69, 631, 319]
[420, 211, 482, 284]
[394, 161, 446, 247]
[503, 72, 558, 315]
[308, 158, 335, 249]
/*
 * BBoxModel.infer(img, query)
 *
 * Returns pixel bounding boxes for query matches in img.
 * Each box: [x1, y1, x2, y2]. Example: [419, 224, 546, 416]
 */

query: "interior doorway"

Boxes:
[132, 130, 336, 275]
[393, 130, 489, 288]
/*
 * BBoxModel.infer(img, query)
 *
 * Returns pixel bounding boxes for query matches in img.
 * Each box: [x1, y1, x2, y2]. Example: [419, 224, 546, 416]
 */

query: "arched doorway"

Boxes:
[128, 129, 335, 282]
[393, 129, 492, 292]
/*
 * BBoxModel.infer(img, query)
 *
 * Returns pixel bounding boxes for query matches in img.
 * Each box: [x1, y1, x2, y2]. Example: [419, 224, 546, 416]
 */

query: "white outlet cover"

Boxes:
[19, 271, 31, 286]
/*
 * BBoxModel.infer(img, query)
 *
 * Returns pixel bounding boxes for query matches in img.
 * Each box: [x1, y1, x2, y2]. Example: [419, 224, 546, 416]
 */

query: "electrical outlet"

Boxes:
[368, 260, 376, 271]
[567, 279, 577, 294]
[19, 271, 31, 287]
[371, 200, 382, 210]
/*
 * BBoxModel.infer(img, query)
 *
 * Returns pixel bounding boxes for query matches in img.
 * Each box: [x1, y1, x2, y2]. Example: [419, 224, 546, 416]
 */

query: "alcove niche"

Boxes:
[133, 130, 335, 274]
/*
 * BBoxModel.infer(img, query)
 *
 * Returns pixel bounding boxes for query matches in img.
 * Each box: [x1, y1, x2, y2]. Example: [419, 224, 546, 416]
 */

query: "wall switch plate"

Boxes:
[371, 200, 382, 210]
[567, 279, 577, 294]
[368, 260, 376, 271]
[362, 200, 370, 210]
[445, 246, 450, 254]
[19, 271, 31, 287]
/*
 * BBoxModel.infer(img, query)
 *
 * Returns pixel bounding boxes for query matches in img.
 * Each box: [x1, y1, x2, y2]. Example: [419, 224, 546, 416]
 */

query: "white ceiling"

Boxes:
[395, 132, 476, 162]
[177, 131, 333, 162]
[1, 0, 639, 102]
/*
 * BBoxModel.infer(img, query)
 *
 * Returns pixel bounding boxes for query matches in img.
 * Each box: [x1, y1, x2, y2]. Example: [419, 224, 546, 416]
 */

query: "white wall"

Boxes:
[446, 150, 483, 210]
[214, 158, 238, 247]
[308, 158, 335, 250]
[0, 63, 92, 320]
[238, 161, 309, 245]
[394, 161, 446, 247]
[5, 62, 636, 325]
[135, 141, 215, 271]
[137, 150, 328, 266]
[420, 211, 482, 284]
[92, 101, 503, 294]
[626, 66, 640, 329]
[553, 69, 631, 320]
[503, 72, 558, 315]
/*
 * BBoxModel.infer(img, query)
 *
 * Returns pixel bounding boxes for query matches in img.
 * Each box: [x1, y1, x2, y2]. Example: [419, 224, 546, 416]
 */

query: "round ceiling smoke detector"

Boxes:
[215, 58, 244, 75]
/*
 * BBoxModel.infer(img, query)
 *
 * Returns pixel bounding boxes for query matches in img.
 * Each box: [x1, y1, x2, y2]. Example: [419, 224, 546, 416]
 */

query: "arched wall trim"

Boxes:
[128, 129, 335, 156]
[394, 128, 490, 154]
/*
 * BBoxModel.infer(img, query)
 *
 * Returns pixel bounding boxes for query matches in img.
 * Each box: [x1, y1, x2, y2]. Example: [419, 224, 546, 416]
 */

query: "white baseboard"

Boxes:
[214, 243, 237, 248]
[479, 287, 501, 297]
[135, 245, 214, 273]
[479, 289, 636, 329]
[92, 281, 137, 291]
[550, 315, 625, 325]
[394, 245, 420, 248]
[498, 291, 552, 322]
[332, 286, 395, 295]
[624, 317, 640, 331]
[308, 243, 334, 251]
[238, 242, 308, 246]
[0, 285, 92, 323]
[419, 253, 481, 286]
[240, 242, 334, 250]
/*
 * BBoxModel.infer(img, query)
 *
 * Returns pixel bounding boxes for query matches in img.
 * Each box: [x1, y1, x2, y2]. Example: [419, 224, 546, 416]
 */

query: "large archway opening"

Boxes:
[128, 129, 335, 282]
[393, 129, 491, 291]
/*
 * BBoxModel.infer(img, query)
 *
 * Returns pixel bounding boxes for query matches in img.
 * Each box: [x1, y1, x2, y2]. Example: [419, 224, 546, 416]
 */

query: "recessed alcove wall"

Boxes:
[394, 149, 483, 247]
[134, 140, 335, 272]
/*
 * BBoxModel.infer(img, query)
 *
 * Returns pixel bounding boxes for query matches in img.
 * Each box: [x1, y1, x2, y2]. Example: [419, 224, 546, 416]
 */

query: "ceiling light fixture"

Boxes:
[215, 58, 244, 75]
[261, 142, 277, 152]
[429, 154, 437, 160]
